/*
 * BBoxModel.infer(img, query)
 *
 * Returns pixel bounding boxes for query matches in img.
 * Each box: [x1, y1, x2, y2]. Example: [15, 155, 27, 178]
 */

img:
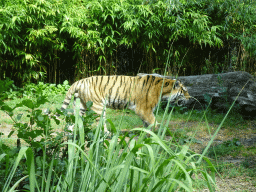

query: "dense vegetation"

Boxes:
[1, 79, 255, 191]
[0, 81, 221, 191]
[1, 0, 256, 191]
[1, 0, 256, 86]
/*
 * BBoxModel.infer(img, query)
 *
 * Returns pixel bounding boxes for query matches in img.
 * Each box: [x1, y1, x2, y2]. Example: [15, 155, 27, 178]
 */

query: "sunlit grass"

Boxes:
[106, 109, 143, 130]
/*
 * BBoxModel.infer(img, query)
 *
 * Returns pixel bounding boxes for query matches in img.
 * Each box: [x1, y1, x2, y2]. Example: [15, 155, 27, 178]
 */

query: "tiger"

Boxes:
[60, 75, 191, 134]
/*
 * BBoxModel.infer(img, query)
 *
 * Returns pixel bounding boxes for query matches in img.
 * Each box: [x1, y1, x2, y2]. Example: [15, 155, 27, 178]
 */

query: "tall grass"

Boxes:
[1, 98, 218, 191]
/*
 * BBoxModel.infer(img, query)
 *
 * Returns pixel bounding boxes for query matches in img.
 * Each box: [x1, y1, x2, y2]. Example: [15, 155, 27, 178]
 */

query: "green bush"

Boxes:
[1, 80, 70, 100]
[0, 78, 18, 100]
[21, 80, 70, 98]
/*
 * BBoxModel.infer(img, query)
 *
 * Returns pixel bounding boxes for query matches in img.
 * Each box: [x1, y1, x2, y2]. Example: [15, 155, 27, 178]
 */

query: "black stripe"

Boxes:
[155, 79, 162, 85]
[104, 76, 110, 90]
[81, 79, 86, 86]
[146, 75, 150, 83]
[117, 96, 121, 109]
[151, 76, 155, 82]
[141, 76, 150, 89]
[63, 101, 69, 105]
[89, 77, 95, 97]
[148, 76, 154, 88]
[109, 77, 118, 107]
[95, 76, 101, 93]
[93, 76, 97, 89]
[93, 82, 101, 102]
[126, 85, 132, 102]
[99, 76, 103, 87]
[142, 76, 149, 89]
[92, 76, 95, 87]
[109, 88, 112, 105]
[124, 90, 128, 102]
[113, 82, 121, 108]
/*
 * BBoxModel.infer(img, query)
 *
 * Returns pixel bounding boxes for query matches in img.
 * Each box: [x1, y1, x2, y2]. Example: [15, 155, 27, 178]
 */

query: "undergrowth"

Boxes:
[0, 80, 219, 191]
[1, 79, 255, 191]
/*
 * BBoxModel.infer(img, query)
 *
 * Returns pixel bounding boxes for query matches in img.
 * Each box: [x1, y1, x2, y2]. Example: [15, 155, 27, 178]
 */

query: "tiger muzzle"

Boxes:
[177, 96, 190, 106]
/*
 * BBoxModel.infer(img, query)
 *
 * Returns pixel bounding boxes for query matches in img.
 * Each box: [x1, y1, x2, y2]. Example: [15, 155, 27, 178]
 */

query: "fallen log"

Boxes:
[138, 71, 256, 119]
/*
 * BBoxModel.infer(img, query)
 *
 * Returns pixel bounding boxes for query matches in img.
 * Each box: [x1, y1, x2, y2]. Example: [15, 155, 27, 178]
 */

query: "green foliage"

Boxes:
[21, 80, 70, 98]
[206, 138, 242, 158]
[1, 77, 255, 190]
[0, 80, 218, 191]
[1, 0, 255, 82]
[0, 0, 227, 84]
[1, 102, 217, 191]
[0, 78, 16, 100]
[1, 80, 70, 100]
[1, 0, 256, 83]
[1, 96, 56, 146]
[0, 98, 98, 190]
[0, 0, 62, 84]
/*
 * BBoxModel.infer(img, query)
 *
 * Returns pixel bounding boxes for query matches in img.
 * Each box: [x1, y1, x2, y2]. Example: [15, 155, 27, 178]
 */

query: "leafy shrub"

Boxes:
[22, 80, 70, 98]
[0, 98, 98, 190]
[1, 80, 70, 100]
[0, 78, 20, 100]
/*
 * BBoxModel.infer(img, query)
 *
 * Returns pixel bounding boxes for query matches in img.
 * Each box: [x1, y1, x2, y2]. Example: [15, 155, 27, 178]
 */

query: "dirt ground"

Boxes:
[168, 121, 256, 192]
[1, 120, 256, 192]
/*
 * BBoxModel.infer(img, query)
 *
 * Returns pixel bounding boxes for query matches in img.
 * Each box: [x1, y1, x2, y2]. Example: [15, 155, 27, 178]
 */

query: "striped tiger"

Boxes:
[60, 75, 190, 134]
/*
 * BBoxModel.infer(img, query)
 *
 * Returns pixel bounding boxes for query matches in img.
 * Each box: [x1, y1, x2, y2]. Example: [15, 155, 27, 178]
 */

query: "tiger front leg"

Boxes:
[136, 109, 158, 129]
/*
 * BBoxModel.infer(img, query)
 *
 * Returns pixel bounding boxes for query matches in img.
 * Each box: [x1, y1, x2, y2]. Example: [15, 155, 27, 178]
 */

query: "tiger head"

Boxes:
[161, 79, 191, 106]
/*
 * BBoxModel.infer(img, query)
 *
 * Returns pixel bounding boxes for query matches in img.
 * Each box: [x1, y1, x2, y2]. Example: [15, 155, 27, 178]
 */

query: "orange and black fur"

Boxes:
[61, 75, 190, 133]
